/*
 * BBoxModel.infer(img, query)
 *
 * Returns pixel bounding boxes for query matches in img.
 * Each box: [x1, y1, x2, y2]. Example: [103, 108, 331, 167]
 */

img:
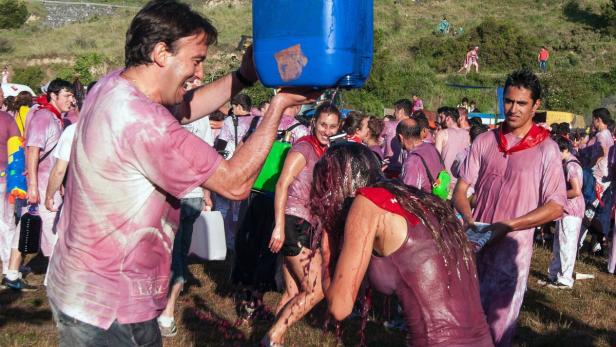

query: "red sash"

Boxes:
[497, 123, 549, 156]
[41, 103, 62, 121]
[297, 135, 327, 158]
[347, 134, 363, 144]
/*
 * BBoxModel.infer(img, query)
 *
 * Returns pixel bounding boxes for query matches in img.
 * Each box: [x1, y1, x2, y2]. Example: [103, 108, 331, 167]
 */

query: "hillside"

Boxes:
[2, 0, 616, 117]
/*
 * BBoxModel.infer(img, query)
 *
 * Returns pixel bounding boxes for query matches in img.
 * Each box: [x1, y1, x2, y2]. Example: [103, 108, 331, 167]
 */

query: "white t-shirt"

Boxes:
[53, 123, 77, 162]
[182, 116, 214, 199]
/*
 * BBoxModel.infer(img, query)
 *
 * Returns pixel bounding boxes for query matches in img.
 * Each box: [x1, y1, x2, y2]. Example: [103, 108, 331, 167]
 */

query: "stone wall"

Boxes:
[41, 2, 117, 28]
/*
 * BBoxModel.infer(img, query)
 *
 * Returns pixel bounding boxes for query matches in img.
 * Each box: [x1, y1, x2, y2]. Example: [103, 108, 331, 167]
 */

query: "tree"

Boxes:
[0, 0, 29, 29]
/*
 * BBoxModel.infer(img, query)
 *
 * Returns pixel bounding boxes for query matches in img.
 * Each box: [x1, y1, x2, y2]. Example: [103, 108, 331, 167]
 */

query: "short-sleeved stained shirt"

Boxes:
[285, 140, 319, 225]
[459, 130, 566, 224]
[592, 129, 614, 184]
[564, 159, 585, 218]
[46, 70, 222, 329]
[401, 142, 445, 193]
[26, 107, 64, 193]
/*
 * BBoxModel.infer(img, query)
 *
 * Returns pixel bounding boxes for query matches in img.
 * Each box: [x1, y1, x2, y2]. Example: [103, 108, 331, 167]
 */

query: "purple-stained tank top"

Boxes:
[360, 187, 493, 347]
[285, 140, 319, 224]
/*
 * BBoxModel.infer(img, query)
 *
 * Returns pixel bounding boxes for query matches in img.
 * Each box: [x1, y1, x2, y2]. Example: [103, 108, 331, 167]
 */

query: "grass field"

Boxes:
[1, 241, 614, 347]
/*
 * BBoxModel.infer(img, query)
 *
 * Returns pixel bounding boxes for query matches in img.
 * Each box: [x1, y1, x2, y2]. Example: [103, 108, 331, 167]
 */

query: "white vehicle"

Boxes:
[1, 83, 36, 97]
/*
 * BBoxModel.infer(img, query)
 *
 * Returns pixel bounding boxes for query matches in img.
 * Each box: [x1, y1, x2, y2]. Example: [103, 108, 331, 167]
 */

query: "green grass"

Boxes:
[0, 243, 614, 346]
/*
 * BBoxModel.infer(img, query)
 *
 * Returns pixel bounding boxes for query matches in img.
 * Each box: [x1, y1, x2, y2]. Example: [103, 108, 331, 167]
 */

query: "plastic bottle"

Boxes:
[253, 0, 373, 88]
[18, 205, 42, 254]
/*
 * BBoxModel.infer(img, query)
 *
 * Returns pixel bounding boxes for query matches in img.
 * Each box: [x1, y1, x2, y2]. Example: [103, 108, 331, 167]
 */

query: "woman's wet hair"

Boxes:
[310, 142, 473, 271]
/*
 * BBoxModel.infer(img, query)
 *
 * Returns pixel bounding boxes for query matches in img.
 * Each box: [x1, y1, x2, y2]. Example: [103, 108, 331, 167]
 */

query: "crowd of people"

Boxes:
[0, 1, 614, 347]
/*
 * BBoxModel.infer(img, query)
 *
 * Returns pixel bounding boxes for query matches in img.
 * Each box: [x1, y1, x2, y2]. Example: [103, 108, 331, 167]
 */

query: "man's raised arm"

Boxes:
[203, 89, 319, 200]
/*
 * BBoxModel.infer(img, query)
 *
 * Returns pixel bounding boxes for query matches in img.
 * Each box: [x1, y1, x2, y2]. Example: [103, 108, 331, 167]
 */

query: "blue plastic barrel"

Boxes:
[253, 0, 373, 88]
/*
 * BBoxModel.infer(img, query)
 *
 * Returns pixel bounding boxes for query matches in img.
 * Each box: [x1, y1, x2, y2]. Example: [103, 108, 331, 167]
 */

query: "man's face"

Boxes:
[160, 32, 208, 106]
[503, 86, 540, 130]
[592, 117, 603, 130]
[314, 113, 340, 145]
[50, 88, 75, 113]
[438, 113, 448, 128]
[394, 108, 406, 120]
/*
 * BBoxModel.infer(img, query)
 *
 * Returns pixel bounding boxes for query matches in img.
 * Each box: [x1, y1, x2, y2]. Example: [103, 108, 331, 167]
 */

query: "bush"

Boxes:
[0, 37, 13, 54]
[412, 18, 539, 73]
[12, 66, 45, 91]
[603, 0, 616, 36]
[0, 0, 28, 29]
[540, 71, 616, 115]
[73, 53, 105, 84]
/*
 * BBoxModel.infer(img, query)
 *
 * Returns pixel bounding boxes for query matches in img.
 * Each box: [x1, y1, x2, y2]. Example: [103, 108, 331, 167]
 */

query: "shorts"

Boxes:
[282, 215, 312, 257]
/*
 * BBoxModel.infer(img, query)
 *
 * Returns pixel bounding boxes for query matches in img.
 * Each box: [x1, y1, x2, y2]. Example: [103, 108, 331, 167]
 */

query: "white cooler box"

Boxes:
[188, 211, 226, 260]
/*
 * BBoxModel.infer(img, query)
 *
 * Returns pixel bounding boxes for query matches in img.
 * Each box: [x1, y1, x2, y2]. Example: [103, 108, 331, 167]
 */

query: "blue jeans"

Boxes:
[50, 301, 162, 347]
[170, 197, 203, 286]
[539, 60, 547, 72]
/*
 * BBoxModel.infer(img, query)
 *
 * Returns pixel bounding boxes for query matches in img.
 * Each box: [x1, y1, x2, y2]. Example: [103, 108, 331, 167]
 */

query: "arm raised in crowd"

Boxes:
[202, 90, 318, 201]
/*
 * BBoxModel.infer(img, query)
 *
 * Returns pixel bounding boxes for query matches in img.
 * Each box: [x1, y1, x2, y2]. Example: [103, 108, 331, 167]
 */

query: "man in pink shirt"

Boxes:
[2, 79, 75, 292]
[435, 106, 470, 197]
[454, 69, 566, 347]
[382, 99, 412, 178]
[399, 117, 445, 194]
[45, 2, 316, 345]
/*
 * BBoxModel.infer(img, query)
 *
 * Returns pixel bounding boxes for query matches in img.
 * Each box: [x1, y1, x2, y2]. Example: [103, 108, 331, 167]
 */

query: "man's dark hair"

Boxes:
[411, 113, 429, 130]
[231, 93, 252, 111]
[592, 108, 611, 125]
[47, 78, 74, 101]
[125, 0, 218, 68]
[469, 124, 488, 143]
[439, 106, 459, 122]
[504, 69, 541, 103]
[393, 99, 413, 117]
[397, 118, 425, 139]
[209, 110, 226, 121]
[469, 117, 483, 127]
[553, 135, 573, 153]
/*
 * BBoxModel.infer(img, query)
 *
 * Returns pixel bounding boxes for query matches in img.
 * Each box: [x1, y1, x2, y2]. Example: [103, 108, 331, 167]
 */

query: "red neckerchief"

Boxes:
[497, 123, 549, 156]
[41, 103, 62, 120]
[347, 134, 362, 143]
[356, 187, 420, 226]
[297, 134, 327, 158]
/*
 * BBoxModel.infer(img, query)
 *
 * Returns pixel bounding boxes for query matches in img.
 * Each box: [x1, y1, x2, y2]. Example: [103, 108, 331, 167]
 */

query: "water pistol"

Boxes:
[432, 170, 451, 201]
[7, 136, 27, 204]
